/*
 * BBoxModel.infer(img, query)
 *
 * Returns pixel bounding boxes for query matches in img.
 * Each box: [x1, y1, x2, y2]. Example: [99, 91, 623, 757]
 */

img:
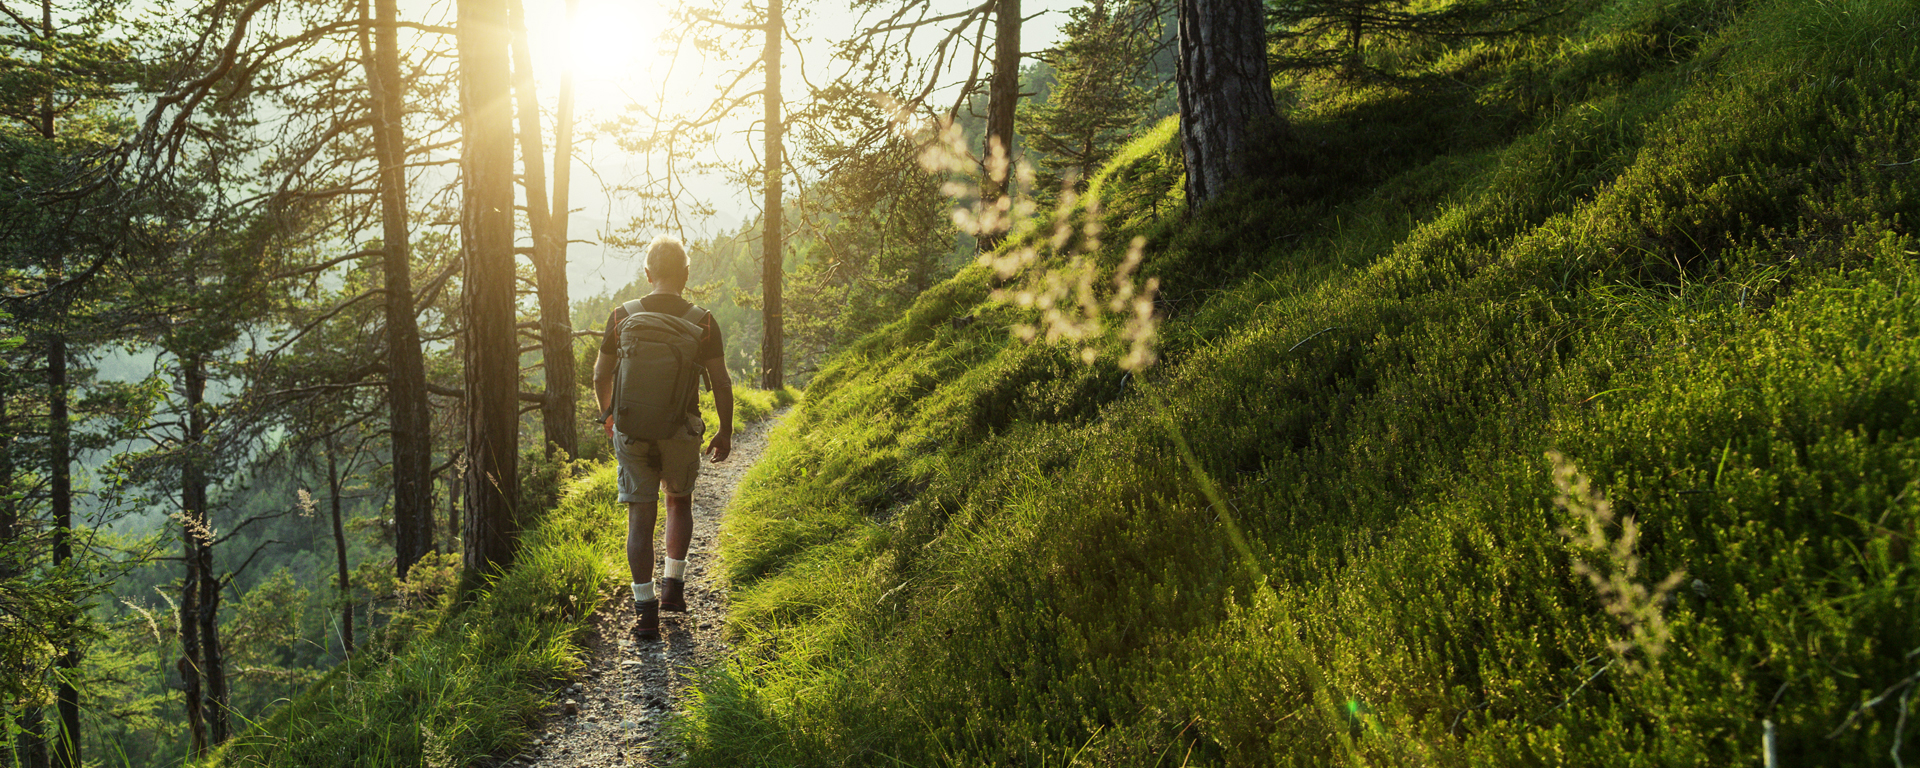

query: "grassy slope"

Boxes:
[683, 0, 1920, 764]
[213, 387, 793, 767]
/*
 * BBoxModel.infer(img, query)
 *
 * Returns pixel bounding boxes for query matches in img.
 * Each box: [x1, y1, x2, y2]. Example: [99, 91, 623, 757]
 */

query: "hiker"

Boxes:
[593, 234, 733, 640]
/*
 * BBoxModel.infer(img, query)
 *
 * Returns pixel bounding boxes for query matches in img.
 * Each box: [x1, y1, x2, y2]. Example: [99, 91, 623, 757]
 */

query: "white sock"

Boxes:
[632, 581, 655, 603]
[664, 557, 687, 580]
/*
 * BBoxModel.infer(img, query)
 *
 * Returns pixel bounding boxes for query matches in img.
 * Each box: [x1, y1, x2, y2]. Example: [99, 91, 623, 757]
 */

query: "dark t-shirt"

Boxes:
[602, 293, 725, 415]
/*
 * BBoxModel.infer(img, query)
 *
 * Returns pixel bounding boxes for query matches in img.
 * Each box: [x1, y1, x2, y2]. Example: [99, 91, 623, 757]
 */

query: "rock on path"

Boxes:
[502, 411, 783, 767]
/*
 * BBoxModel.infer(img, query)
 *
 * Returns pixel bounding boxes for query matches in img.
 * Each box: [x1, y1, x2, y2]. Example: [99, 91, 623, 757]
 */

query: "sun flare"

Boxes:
[525, 0, 675, 111]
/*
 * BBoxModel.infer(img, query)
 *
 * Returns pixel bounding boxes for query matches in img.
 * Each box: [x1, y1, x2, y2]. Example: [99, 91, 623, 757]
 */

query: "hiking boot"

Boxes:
[659, 577, 686, 612]
[634, 599, 660, 640]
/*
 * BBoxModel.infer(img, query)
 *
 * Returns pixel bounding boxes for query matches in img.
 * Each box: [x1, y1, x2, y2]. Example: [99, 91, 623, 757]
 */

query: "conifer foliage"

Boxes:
[1019, 0, 1167, 197]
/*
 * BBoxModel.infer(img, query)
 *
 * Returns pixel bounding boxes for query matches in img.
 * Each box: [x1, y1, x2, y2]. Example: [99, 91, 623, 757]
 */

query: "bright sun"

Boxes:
[525, 0, 675, 111]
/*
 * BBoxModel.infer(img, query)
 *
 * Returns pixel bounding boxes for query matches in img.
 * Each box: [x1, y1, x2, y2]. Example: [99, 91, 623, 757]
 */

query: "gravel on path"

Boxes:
[502, 411, 784, 767]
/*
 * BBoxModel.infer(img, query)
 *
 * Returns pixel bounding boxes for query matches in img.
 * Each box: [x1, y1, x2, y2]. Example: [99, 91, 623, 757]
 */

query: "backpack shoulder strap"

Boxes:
[679, 305, 709, 326]
[620, 298, 647, 318]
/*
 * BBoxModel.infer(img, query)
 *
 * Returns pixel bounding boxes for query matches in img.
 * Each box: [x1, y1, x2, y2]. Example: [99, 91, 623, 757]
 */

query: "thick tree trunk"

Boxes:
[458, 0, 522, 583]
[326, 446, 355, 656]
[983, 0, 1021, 204]
[359, 0, 436, 581]
[1175, 0, 1276, 208]
[761, 0, 785, 390]
[507, 0, 577, 460]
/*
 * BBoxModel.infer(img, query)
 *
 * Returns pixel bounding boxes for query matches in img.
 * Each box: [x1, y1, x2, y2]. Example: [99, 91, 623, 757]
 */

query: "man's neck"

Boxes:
[647, 286, 684, 297]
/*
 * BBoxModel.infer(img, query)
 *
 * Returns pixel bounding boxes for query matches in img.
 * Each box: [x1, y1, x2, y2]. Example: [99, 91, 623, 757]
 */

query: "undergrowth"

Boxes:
[679, 0, 1920, 764]
[213, 386, 793, 767]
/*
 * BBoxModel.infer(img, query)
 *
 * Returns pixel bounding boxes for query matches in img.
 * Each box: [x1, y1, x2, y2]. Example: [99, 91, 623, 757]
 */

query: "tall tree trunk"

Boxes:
[183, 354, 231, 746]
[458, 0, 522, 584]
[41, 0, 79, 755]
[1175, 0, 1276, 208]
[507, 0, 577, 460]
[326, 445, 355, 656]
[550, 0, 578, 406]
[982, 0, 1021, 211]
[177, 540, 207, 758]
[47, 332, 78, 768]
[358, 0, 436, 582]
[177, 356, 209, 758]
[760, 0, 785, 390]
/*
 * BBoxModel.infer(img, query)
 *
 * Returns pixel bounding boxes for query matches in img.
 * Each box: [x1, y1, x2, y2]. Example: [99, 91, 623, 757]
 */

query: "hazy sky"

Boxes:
[512, 0, 1076, 297]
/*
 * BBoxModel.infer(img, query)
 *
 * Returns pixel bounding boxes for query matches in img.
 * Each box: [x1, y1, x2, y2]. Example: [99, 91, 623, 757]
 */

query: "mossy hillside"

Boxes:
[684, 0, 1920, 764]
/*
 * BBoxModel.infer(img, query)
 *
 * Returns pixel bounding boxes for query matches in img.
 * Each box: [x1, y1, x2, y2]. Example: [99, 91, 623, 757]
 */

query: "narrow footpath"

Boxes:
[506, 411, 784, 767]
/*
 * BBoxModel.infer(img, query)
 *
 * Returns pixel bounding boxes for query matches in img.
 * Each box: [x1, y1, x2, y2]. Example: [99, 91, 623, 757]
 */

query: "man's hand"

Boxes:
[705, 430, 732, 463]
[603, 414, 615, 442]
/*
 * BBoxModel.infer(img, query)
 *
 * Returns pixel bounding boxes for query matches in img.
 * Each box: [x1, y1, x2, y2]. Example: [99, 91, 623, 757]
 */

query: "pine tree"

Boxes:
[1019, 0, 1168, 199]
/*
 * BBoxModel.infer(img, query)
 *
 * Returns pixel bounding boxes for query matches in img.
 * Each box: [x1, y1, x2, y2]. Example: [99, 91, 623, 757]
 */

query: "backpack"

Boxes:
[612, 299, 709, 442]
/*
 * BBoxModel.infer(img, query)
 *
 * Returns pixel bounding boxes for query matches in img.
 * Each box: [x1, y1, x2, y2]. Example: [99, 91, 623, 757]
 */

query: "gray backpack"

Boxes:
[613, 299, 709, 442]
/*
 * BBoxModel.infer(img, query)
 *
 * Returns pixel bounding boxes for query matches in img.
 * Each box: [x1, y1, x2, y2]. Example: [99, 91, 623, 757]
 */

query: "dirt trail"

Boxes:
[506, 412, 782, 767]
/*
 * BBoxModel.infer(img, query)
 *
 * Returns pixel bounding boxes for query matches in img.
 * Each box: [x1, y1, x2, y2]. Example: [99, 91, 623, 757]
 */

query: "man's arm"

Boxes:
[701, 357, 733, 462]
[594, 349, 617, 439]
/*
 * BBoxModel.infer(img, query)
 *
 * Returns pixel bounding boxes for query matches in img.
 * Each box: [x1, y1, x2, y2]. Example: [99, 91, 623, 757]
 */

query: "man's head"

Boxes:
[644, 235, 689, 290]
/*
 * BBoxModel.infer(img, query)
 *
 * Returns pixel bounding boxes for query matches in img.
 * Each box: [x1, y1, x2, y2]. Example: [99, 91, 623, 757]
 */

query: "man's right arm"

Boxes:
[595, 308, 621, 438]
[594, 350, 617, 439]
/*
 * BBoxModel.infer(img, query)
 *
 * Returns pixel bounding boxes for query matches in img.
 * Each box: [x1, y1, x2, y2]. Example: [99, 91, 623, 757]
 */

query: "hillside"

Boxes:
[680, 0, 1920, 764]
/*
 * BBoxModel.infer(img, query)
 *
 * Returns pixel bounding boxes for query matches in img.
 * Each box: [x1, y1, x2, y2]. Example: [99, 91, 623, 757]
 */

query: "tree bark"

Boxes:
[326, 445, 355, 656]
[178, 543, 207, 758]
[983, 0, 1021, 207]
[184, 354, 231, 746]
[359, 0, 436, 582]
[177, 355, 209, 757]
[40, 0, 79, 753]
[47, 331, 78, 768]
[507, 0, 577, 460]
[458, 0, 522, 583]
[761, 0, 785, 390]
[1175, 0, 1276, 208]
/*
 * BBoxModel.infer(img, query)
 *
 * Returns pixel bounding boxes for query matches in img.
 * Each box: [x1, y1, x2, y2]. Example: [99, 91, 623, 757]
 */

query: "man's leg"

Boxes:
[660, 493, 692, 611]
[626, 497, 659, 592]
[658, 416, 704, 613]
[626, 493, 663, 639]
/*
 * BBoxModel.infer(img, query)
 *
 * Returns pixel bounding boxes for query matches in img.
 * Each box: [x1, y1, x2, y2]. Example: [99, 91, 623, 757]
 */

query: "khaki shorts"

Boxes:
[614, 414, 705, 502]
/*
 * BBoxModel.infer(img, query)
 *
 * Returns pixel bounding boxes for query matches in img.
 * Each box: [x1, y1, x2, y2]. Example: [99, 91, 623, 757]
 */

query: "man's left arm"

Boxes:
[701, 357, 733, 462]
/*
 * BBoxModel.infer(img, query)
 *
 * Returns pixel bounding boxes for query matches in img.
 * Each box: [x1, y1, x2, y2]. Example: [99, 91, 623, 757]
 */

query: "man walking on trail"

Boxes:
[594, 235, 733, 640]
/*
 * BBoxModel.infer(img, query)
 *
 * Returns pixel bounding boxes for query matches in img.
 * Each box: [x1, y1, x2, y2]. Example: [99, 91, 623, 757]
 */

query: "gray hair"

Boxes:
[646, 235, 689, 283]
